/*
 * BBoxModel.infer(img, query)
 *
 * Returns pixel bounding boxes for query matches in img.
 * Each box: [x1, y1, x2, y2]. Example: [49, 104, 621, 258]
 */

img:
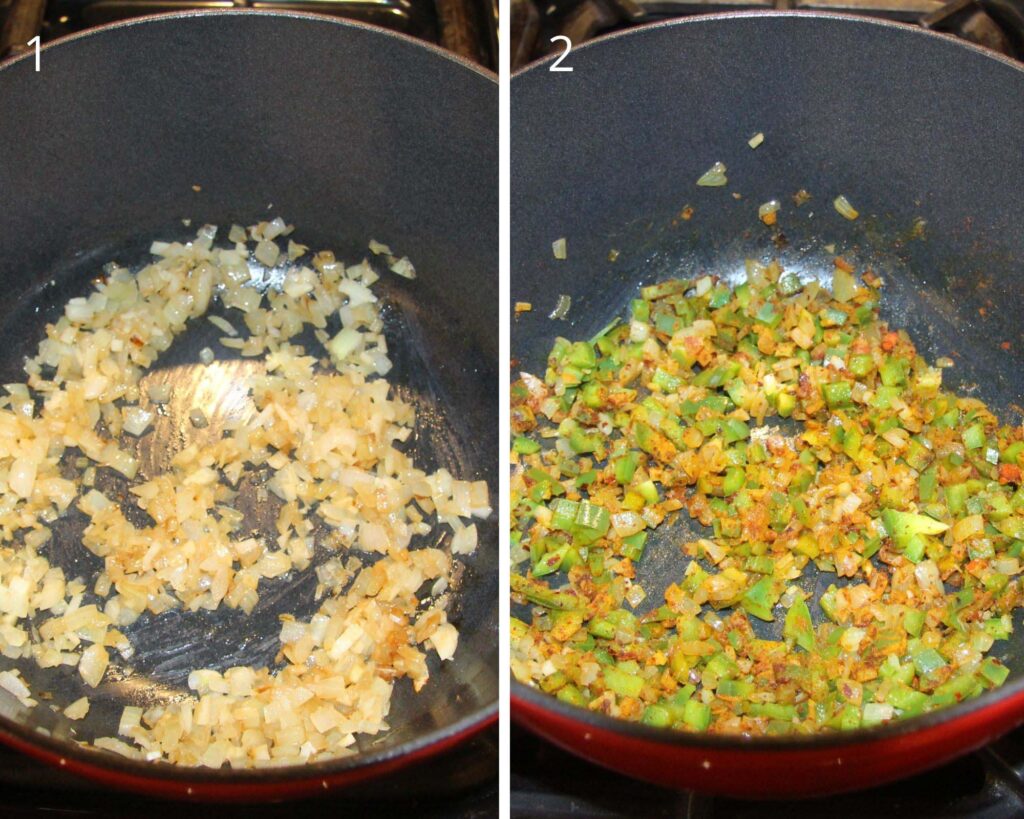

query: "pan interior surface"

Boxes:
[0, 11, 497, 779]
[512, 12, 1024, 739]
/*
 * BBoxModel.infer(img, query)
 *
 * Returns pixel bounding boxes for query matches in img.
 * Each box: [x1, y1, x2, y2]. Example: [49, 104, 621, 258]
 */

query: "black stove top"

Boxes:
[512, 723, 1024, 818]
[512, 0, 1024, 69]
[0, 0, 498, 68]
[0, 724, 497, 818]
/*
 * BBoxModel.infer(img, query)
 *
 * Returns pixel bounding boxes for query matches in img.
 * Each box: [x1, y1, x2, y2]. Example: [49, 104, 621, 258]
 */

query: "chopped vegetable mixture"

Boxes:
[511, 258, 1024, 735]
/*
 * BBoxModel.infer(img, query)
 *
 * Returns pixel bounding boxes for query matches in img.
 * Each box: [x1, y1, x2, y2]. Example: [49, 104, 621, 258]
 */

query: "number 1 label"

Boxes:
[28, 36, 40, 72]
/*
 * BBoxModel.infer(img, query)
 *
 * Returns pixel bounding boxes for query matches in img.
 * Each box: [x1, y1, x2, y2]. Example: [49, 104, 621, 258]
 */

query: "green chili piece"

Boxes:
[511, 575, 580, 610]
[682, 699, 712, 731]
[963, 423, 986, 451]
[604, 666, 644, 699]
[822, 381, 853, 409]
[784, 597, 815, 651]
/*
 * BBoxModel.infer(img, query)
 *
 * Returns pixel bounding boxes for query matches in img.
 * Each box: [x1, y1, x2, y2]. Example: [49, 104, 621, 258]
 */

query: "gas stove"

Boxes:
[0, 0, 498, 67]
[0, 724, 497, 817]
[512, 0, 1024, 68]
[512, 723, 1024, 818]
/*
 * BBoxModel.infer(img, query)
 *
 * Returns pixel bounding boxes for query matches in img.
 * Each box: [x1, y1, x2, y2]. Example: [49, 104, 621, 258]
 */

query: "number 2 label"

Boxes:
[549, 36, 573, 72]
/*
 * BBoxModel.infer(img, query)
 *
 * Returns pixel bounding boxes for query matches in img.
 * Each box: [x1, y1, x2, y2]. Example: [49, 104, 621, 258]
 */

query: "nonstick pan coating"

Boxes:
[511, 11, 1024, 796]
[0, 10, 497, 799]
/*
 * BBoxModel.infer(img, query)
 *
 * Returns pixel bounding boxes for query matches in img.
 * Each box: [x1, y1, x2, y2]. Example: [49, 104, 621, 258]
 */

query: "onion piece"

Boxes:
[834, 194, 860, 220]
[122, 406, 154, 437]
[549, 294, 572, 320]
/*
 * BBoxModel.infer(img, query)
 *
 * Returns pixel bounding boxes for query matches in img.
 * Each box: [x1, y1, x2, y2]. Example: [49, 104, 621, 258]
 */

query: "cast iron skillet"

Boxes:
[0, 10, 497, 801]
[511, 11, 1024, 798]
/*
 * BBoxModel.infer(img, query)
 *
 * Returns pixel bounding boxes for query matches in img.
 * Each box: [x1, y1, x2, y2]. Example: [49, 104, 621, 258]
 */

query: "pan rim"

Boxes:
[510, 9, 1024, 78]
[0, 7, 498, 82]
[510, 6, 1024, 755]
[512, 673, 1024, 750]
[0, 9, 498, 790]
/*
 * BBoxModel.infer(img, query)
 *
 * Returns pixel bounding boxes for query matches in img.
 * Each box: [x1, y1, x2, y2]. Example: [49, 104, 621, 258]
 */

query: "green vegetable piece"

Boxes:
[550, 499, 580, 531]
[637, 480, 659, 505]
[880, 508, 949, 554]
[779, 273, 803, 295]
[903, 609, 926, 637]
[984, 615, 1013, 641]
[614, 452, 639, 485]
[722, 418, 750, 444]
[784, 597, 815, 651]
[604, 665, 644, 699]
[742, 577, 777, 622]
[569, 426, 602, 454]
[641, 279, 691, 301]
[981, 657, 1010, 687]
[513, 436, 541, 455]
[919, 467, 938, 503]
[776, 391, 796, 418]
[886, 685, 929, 715]
[717, 679, 755, 698]
[567, 341, 597, 371]
[945, 483, 969, 517]
[848, 354, 874, 377]
[822, 381, 853, 409]
[652, 368, 682, 393]
[575, 470, 597, 488]
[1002, 441, 1024, 465]
[630, 298, 650, 323]
[622, 531, 648, 562]
[912, 647, 947, 677]
[879, 357, 907, 387]
[641, 705, 672, 728]
[682, 699, 712, 731]
[511, 574, 580, 610]
[576, 500, 610, 532]
[963, 423, 986, 451]
[533, 543, 571, 577]
[747, 702, 797, 720]
[557, 685, 588, 708]
[722, 467, 745, 496]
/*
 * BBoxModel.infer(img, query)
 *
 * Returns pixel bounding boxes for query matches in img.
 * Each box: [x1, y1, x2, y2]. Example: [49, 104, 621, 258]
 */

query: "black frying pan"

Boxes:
[0, 10, 497, 800]
[511, 11, 1024, 796]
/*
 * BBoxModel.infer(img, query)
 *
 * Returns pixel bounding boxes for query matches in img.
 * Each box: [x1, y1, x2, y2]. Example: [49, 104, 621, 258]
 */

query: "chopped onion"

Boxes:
[834, 194, 860, 220]
[0, 221, 487, 771]
[122, 406, 154, 437]
[748, 132, 764, 149]
[207, 315, 237, 337]
[389, 257, 416, 279]
[552, 238, 567, 260]
[79, 644, 109, 688]
[8, 458, 36, 498]
[64, 697, 90, 720]
[549, 294, 572, 320]
[254, 239, 280, 267]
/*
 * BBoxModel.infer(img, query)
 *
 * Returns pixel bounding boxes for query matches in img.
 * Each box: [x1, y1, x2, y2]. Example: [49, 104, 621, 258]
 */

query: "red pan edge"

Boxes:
[0, 709, 495, 802]
[512, 689, 1024, 798]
